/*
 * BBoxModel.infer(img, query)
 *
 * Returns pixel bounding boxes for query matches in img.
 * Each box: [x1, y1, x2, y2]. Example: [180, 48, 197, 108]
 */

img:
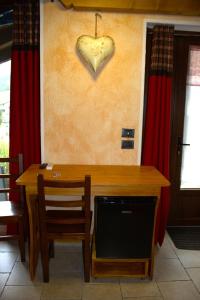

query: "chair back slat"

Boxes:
[46, 218, 87, 225]
[0, 174, 18, 179]
[45, 199, 84, 208]
[0, 187, 19, 193]
[0, 154, 24, 203]
[0, 156, 19, 163]
[0, 188, 9, 193]
[43, 179, 87, 189]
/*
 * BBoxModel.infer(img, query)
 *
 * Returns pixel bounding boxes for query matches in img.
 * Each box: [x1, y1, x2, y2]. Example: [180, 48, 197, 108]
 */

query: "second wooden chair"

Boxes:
[37, 174, 92, 282]
[0, 154, 25, 262]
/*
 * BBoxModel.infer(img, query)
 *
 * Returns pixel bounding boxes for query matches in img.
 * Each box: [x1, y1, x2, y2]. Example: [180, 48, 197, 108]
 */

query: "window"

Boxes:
[0, 60, 10, 158]
[181, 46, 200, 188]
[0, 8, 13, 160]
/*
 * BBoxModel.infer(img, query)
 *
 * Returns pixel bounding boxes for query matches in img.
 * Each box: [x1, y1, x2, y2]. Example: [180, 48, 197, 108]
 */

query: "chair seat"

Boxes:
[0, 201, 23, 218]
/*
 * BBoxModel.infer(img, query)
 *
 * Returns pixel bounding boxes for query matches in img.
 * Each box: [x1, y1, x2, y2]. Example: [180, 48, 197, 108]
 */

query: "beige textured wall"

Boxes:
[42, 1, 200, 165]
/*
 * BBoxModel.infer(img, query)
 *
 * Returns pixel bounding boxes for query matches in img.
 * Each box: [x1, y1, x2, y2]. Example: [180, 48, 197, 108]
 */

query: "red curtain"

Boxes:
[9, 1, 41, 182]
[8, 1, 41, 233]
[10, 49, 41, 171]
[142, 26, 174, 246]
[7, 0, 40, 234]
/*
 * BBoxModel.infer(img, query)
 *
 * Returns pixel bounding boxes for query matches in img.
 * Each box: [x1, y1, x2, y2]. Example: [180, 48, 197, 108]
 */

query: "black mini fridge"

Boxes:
[95, 196, 157, 259]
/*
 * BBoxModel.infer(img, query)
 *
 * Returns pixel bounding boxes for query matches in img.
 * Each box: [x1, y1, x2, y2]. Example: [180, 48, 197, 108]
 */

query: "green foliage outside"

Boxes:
[0, 140, 9, 173]
[0, 140, 8, 157]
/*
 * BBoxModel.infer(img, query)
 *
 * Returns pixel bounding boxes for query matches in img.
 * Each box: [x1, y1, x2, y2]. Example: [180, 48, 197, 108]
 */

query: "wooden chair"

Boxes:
[37, 174, 92, 282]
[0, 154, 25, 261]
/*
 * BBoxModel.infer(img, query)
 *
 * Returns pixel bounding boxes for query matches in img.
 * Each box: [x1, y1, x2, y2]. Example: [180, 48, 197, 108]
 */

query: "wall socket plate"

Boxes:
[122, 128, 135, 138]
[121, 140, 134, 149]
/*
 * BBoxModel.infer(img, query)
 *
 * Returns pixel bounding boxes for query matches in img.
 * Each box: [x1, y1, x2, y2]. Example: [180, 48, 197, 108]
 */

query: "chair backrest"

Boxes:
[0, 166, 6, 201]
[37, 174, 91, 231]
[0, 153, 24, 202]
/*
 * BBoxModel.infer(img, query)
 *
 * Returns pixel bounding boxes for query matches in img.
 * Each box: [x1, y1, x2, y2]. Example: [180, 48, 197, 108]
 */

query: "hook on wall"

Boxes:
[95, 12, 102, 38]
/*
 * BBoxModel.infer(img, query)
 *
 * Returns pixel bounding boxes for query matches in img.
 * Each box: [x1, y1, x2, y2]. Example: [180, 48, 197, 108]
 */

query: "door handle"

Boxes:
[177, 136, 190, 154]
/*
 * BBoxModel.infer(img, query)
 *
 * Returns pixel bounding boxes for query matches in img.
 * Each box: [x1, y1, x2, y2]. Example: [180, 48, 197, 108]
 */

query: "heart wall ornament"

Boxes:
[76, 13, 115, 73]
[76, 35, 115, 72]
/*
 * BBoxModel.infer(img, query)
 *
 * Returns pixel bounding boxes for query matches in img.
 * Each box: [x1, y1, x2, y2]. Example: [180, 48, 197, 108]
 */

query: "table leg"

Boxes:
[26, 191, 39, 280]
[149, 191, 160, 279]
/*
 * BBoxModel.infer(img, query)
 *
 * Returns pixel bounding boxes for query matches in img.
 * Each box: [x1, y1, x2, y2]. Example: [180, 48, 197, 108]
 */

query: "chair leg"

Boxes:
[82, 238, 91, 282]
[40, 239, 50, 282]
[23, 204, 29, 241]
[18, 218, 25, 262]
[49, 240, 55, 258]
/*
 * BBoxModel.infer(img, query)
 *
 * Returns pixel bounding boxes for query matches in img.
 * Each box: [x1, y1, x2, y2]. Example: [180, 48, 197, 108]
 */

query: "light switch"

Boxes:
[122, 128, 135, 138]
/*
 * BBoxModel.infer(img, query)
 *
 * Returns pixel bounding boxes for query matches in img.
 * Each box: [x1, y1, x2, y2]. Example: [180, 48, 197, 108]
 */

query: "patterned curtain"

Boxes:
[142, 25, 174, 246]
[9, 0, 41, 178]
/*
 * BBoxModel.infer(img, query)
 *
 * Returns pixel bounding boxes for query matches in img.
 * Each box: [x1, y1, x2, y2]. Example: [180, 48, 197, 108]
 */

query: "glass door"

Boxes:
[181, 46, 200, 189]
[169, 35, 200, 226]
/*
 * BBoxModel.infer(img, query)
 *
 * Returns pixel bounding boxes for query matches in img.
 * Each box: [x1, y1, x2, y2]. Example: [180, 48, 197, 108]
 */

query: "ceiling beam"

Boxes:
[57, 0, 200, 16]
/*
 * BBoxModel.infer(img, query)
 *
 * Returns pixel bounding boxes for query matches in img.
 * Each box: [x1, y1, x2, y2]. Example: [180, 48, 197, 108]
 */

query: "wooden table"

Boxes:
[16, 164, 169, 280]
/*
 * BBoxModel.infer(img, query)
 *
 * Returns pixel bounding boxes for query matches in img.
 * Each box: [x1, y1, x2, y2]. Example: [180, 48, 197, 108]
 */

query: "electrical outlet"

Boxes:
[121, 140, 134, 149]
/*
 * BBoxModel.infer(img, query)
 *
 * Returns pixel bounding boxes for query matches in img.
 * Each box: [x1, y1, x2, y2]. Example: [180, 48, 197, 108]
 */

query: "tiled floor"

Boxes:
[0, 232, 200, 300]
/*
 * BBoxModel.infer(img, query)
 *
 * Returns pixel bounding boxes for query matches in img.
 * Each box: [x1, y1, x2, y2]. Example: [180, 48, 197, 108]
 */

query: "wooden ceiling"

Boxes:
[58, 0, 200, 16]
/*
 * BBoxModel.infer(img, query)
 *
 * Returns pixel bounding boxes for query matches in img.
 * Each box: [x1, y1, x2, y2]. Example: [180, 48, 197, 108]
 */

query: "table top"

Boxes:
[16, 164, 170, 188]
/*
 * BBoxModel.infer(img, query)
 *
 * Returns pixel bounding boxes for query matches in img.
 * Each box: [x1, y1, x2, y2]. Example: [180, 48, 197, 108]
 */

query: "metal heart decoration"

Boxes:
[76, 35, 115, 72]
